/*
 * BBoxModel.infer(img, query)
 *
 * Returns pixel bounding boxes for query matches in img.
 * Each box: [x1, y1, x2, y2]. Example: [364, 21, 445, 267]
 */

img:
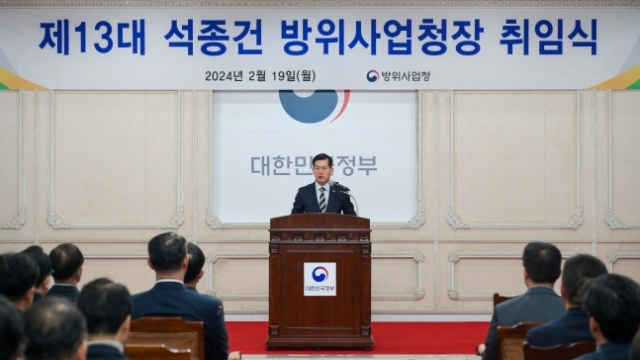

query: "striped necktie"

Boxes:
[319, 187, 327, 213]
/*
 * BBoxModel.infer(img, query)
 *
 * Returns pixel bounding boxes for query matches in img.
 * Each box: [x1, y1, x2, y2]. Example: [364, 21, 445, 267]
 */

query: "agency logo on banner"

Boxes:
[304, 263, 336, 296]
[278, 90, 350, 124]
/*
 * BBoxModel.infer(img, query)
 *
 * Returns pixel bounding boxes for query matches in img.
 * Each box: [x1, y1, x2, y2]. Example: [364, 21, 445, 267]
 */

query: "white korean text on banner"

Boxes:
[304, 263, 337, 296]
[211, 90, 417, 224]
[0, 9, 640, 90]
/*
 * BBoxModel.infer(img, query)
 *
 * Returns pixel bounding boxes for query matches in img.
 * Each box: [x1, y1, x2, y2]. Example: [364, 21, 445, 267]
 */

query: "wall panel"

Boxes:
[0, 91, 25, 230]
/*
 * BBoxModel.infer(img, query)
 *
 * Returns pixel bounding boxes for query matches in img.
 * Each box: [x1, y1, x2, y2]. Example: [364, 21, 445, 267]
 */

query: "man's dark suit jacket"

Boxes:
[574, 343, 631, 360]
[482, 286, 565, 360]
[291, 182, 356, 215]
[87, 344, 129, 360]
[131, 281, 229, 360]
[526, 307, 594, 347]
[46, 284, 80, 303]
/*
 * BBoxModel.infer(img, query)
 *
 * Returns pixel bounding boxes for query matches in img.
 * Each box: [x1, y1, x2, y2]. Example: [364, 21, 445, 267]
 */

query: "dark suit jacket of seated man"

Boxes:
[526, 254, 608, 348]
[132, 232, 229, 360]
[132, 281, 227, 360]
[291, 153, 356, 215]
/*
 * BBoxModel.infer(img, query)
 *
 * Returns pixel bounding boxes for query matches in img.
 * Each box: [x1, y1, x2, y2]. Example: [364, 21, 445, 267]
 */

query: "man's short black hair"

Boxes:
[581, 273, 640, 344]
[22, 246, 52, 288]
[0, 295, 25, 360]
[522, 242, 562, 284]
[312, 153, 333, 168]
[78, 278, 132, 336]
[49, 243, 84, 281]
[148, 232, 187, 272]
[0, 252, 39, 302]
[23, 297, 87, 360]
[185, 243, 206, 284]
[561, 254, 607, 306]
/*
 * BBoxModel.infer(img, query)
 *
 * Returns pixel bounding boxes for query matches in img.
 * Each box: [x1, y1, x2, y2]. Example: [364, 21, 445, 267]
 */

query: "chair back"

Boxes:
[129, 317, 205, 360]
[125, 344, 191, 360]
[523, 341, 596, 360]
[493, 293, 515, 308]
[497, 322, 543, 360]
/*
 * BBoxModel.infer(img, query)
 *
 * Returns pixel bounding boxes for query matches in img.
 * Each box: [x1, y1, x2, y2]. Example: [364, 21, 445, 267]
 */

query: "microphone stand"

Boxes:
[343, 191, 359, 216]
[330, 181, 359, 216]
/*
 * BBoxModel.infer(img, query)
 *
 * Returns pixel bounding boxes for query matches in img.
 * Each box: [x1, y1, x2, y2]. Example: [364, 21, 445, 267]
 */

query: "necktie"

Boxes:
[319, 187, 327, 213]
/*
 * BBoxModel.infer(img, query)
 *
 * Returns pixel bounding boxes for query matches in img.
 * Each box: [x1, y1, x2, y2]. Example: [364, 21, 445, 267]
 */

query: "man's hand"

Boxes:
[476, 343, 486, 356]
[228, 351, 242, 360]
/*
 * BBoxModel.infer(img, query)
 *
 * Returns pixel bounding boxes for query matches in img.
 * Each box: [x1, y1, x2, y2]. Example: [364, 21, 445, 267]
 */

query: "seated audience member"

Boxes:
[478, 242, 565, 360]
[185, 243, 206, 292]
[630, 332, 640, 360]
[48, 243, 84, 303]
[0, 295, 26, 360]
[23, 297, 88, 360]
[574, 274, 640, 360]
[526, 254, 607, 347]
[0, 252, 39, 312]
[78, 278, 132, 360]
[132, 232, 231, 360]
[22, 245, 53, 302]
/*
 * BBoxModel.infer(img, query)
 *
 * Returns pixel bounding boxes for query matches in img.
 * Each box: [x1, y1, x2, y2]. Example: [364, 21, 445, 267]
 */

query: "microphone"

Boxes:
[329, 180, 350, 193]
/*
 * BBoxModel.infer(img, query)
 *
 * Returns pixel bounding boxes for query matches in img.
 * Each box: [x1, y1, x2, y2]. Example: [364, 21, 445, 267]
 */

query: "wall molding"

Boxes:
[2, 0, 639, 8]
[206, 91, 426, 231]
[38, 237, 154, 243]
[438, 238, 595, 243]
[446, 90, 585, 230]
[205, 250, 426, 301]
[447, 251, 576, 301]
[46, 90, 185, 230]
[192, 91, 199, 242]
[372, 251, 426, 301]
[604, 90, 640, 230]
[83, 252, 148, 258]
[0, 90, 27, 230]
[432, 90, 440, 309]
[205, 251, 270, 301]
[606, 251, 640, 273]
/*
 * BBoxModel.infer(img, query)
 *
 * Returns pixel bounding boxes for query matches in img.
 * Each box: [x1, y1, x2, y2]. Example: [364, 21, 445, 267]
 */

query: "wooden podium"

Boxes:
[266, 213, 373, 350]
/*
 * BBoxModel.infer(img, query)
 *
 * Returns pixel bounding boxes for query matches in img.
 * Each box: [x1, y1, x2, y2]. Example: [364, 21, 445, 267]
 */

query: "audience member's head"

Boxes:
[561, 254, 607, 307]
[0, 252, 39, 311]
[49, 243, 84, 284]
[0, 295, 25, 360]
[78, 278, 132, 344]
[185, 243, 206, 287]
[23, 297, 87, 360]
[22, 245, 53, 295]
[148, 232, 188, 275]
[630, 331, 640, 360]
[522, 242, 562, 286]
[581, 273, 640, 345]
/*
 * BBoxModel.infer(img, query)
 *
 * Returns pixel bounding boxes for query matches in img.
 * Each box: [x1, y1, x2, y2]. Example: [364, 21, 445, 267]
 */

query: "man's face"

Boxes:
[312, 159, 334, 186]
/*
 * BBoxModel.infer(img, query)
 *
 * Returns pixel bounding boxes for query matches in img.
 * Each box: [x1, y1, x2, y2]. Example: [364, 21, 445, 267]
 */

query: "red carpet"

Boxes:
[227, 322, 489, 355]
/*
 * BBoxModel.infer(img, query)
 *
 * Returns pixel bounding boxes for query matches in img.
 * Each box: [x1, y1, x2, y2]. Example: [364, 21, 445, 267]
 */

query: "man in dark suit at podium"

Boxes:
[291, 153, 356, 215]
